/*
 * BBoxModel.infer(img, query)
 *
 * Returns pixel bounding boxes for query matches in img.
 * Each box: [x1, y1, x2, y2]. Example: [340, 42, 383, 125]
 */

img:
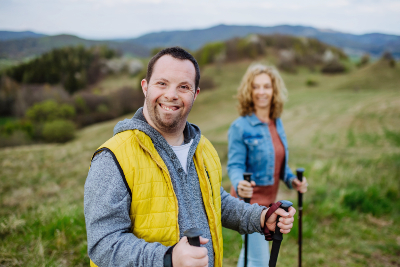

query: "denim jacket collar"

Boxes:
[245, 113, 265, 126]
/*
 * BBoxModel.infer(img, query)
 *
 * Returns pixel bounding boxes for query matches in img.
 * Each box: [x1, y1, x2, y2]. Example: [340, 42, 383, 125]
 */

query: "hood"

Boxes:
[113, 107, 200, 145]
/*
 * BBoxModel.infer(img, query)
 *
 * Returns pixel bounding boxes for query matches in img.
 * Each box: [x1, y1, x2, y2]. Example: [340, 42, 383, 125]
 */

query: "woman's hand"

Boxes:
[237, 180, 256, 198]
[291, 177, 308, 193]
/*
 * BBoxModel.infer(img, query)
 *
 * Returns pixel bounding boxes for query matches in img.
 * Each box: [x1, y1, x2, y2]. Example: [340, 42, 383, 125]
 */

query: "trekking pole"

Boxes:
[243, 172, 252, 267]
[296, 168, 305, 267]
[268, 200, 293, 267]
[184, 228, 203, 247]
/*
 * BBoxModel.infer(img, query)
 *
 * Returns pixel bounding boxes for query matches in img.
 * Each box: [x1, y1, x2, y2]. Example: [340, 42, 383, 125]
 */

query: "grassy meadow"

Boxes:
[1, 59, 400, 266]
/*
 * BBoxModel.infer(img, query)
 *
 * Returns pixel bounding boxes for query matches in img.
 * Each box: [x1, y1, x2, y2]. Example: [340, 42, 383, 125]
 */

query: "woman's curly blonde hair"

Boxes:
[237, 64, 288, 119]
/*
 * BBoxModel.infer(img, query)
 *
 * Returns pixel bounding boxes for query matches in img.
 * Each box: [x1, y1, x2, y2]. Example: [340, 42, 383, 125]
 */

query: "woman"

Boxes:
[227, 64, 308, 267]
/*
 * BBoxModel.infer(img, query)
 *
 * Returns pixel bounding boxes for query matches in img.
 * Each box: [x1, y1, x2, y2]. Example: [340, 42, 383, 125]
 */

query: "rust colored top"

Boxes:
[230, 119, 285, 207]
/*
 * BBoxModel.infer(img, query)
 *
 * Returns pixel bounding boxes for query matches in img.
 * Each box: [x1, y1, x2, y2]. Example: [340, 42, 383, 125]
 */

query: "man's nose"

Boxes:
[163, 85, 179, 100]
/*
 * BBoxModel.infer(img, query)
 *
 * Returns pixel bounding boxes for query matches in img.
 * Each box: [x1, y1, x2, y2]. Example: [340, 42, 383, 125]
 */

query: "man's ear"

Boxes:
[193, 87, 200, 101]
[141, 79, 148, 97]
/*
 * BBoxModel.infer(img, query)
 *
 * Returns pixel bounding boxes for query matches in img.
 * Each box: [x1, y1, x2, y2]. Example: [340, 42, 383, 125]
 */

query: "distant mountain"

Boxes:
[0, 34, 150, 59]
[1, 25, 399, 60]
[0, 30, 47, 41]
[128, 24, 400, 57]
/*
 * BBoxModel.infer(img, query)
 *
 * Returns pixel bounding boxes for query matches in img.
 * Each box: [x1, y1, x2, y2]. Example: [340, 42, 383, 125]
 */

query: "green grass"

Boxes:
[1, 59, 400, 266]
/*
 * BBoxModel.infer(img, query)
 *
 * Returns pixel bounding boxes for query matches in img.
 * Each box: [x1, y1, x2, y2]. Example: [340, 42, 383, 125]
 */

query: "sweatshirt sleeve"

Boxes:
[220, 187, 265, 235]
[84, 151, 168, 267]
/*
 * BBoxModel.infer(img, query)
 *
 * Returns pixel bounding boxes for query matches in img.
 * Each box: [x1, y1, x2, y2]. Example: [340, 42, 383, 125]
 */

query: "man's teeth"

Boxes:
[162, 105, 175, 111]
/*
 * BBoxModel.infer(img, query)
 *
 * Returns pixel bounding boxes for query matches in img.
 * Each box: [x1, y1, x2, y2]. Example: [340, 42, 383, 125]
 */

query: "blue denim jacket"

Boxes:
[227, 113, 296, 192]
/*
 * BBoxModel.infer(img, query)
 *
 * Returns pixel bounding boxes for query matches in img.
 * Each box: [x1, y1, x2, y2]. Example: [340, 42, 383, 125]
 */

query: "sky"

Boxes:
[1, 0, 400, 39]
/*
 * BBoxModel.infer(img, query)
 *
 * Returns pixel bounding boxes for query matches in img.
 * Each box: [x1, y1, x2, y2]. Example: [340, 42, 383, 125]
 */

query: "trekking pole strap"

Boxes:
[262, 201, 283, 241]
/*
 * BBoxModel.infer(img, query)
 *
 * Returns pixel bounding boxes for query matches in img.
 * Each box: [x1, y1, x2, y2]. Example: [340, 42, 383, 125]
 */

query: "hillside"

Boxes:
[0, 60, 399, 266]
[0, 30, 46, 41]
[0, 34, 150, 59]
[1, 24, 400, 60]
[129, 24, 400, 57]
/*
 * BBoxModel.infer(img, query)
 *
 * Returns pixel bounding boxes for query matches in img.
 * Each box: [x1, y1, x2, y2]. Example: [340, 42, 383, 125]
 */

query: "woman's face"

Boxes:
[251, 73, 273, 111]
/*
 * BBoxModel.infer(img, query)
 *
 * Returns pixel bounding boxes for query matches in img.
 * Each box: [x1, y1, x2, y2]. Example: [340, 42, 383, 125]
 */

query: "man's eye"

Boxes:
[181, 85, 189, 90]
[158, 82, 166, 86]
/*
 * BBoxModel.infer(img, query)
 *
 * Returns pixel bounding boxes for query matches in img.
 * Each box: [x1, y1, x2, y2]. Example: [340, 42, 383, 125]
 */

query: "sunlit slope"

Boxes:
[0, 60, 399, 266]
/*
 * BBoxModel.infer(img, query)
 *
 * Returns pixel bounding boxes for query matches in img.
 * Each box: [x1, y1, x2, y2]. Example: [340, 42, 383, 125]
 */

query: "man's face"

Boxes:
[142, 55, 200, 134]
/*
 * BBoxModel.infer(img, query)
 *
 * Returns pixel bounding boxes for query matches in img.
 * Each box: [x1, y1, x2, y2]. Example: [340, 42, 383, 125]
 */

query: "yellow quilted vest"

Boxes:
[89, 129, 223, 267]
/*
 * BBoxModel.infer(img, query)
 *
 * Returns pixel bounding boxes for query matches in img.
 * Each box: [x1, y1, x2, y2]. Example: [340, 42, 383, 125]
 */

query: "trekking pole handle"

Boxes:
[243, 172, 252, 203]
[183, 228, 203, 247]
[296, 168, 305, 208]
[273, 200, 293, 241]
[296, 168, 304, 182]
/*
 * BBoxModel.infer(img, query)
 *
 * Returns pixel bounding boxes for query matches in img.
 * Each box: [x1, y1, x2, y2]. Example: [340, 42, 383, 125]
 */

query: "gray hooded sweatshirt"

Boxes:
[84, 108, 265, 267]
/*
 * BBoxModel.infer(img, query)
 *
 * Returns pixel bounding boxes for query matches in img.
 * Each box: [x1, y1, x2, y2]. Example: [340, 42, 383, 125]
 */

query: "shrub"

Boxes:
[199, 76, 216, 91]
[1, 120, 33, 137]
[73, 92, 108, 114]
[321, 60, 346, 74]
[381, 51, 396, 68]
[109, 86, 144, 116]
[26, 100, 75, 122]
[74, 87, 144, 127]
[278, 60, 297, 73]
[306, 78, 318, 87]
[357, 54, 370, 68]
[42, 119, 75, 143]
[5, 45, 118, 94]
[195, 42, 226, 67]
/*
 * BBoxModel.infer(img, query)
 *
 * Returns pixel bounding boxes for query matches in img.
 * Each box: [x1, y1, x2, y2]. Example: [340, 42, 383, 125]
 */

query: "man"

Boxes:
[84, 47, 296, 267]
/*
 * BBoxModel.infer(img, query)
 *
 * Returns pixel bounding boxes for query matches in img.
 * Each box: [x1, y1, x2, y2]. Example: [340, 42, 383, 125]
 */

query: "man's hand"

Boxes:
[237, 180, 256, 198]
[292, 177, 308, 193]
[260, 206, 296, 233]
[172, 236, 209, 267]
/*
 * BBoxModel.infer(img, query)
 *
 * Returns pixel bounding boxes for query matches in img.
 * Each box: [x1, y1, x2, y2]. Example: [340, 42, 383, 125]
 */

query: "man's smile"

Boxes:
[159, 103, 180, 111]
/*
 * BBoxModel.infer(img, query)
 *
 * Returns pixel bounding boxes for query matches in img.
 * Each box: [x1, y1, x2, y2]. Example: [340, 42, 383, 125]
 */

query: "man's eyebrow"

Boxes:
[178, 81, 193, 86]
[153, 78, 169, 83]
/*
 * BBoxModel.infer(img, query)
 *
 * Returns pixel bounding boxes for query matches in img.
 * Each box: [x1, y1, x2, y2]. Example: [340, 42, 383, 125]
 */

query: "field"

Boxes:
[1, 59, 400, 266]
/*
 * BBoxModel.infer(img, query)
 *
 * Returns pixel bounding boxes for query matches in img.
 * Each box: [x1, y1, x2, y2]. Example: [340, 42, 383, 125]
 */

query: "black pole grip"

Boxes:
[296, 168, 304, 208]
[243, 172, 252, 203]
[183, 228, 203, 247]
[296, 168, 304, 182]
[272, 200, 293, 241]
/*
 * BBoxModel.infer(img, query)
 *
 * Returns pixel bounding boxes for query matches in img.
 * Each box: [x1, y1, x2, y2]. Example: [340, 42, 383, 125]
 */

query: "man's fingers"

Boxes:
[280, 227, 292, 234]
[191, 255, 209, 266]
[190, 247, 208, 259]
[278, 221, 293, 229]
[199, 236, 209, 245]
[279, 216, 294, 226]
[173, 236, 209, 267]
[274, 208, 290, 217]
[288, 206, 296, 216]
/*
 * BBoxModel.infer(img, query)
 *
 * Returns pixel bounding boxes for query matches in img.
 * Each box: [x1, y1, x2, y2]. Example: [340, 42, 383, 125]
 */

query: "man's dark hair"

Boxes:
[146, 47, 201, 89]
